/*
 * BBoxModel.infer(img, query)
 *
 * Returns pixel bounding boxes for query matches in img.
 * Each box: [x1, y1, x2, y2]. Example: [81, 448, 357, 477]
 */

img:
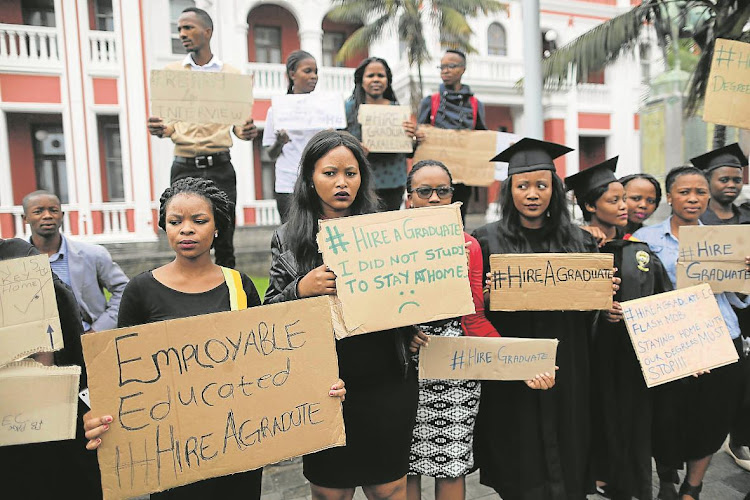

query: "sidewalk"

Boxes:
[261, 448, 750, 499]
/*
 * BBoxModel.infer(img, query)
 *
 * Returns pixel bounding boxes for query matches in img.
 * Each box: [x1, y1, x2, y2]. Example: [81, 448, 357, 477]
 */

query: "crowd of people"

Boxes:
[2, 6, 749, 500]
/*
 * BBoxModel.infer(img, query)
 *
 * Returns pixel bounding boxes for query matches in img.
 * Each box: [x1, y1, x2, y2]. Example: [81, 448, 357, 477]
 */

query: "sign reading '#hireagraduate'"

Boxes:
[621, 284, 738, 388]
[81, 297, 345, 500]
[150, 70, 254, 126]
[676, 225, 750, 293]
[317, 204, 474, 337]
[418, 336, 558, 381]
[703, 38, 750, 129]
[0, 254, 62, 367]
[489, 253, 614, 311]
[357, 104, 412, 153]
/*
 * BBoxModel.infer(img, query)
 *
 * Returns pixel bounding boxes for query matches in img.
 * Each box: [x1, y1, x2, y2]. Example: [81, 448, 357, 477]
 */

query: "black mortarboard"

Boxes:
[491, 137, 573, 175]
[564, 156, 619, 200]
[690, 143, 748, 173]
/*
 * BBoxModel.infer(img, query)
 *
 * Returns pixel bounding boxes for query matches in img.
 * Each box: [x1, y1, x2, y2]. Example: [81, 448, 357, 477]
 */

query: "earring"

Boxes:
[214, 231, 219, 237]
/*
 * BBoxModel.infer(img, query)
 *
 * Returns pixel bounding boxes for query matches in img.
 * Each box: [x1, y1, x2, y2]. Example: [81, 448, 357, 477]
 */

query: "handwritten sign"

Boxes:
[413, 126, 499, 186]
[0, 255, 62, 367]
[621, 284, 738, 387]
[317, 204, 474, 336]
[489, 253, 614, 311]
[676, 225, 750, 293]
[0, 360, 80, 446]
[81, 297, 345, 500]
[419, 336, 558, 380]
[703, 38, 750, 129]
[150, 70, 254, 126]
[357, 104, 412, 153]
[271, 92, 346, 130]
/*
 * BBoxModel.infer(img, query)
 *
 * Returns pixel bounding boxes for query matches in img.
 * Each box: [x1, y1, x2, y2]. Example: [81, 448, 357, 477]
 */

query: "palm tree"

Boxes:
[541, 0, 750, 148]
[327, 0, 505, 110]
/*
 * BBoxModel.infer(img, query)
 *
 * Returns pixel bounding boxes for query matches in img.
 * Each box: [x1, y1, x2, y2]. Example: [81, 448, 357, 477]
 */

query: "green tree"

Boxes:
[327, 0, 505, 110]
[541, 0, 750, 148]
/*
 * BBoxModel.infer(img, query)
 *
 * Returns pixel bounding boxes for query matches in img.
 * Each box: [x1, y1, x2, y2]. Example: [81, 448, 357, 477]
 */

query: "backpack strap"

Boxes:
[469, 96, 479, 129]
[430, 93, 441, 125]
[221, 267, 248, 311]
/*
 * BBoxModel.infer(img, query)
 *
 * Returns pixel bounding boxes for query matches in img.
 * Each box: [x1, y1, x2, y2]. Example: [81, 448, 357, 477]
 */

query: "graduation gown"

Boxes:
[472, 223, 599, 500]
[590, 238, 672, 500]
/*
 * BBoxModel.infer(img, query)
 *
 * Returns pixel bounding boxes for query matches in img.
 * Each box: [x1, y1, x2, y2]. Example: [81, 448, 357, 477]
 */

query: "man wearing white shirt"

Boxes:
[147, 7, 257, 268]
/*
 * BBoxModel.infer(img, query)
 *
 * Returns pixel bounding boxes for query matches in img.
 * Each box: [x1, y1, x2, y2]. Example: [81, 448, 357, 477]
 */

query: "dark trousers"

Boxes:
[376, 186, 405, 212]
[171, 159, 237, 268]
[275, 192, 294, 224]
[452, 182, 472, 222]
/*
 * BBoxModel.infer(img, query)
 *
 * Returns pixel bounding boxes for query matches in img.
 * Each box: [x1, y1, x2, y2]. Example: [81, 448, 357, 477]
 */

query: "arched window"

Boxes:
[488, 23, 507, 56]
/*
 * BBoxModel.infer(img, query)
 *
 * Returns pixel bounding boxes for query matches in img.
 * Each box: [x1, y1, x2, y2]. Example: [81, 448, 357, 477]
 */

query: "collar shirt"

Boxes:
[633, 217, 748, 339]
[183, 54, 223, 72]
[48, 234, 71, 288]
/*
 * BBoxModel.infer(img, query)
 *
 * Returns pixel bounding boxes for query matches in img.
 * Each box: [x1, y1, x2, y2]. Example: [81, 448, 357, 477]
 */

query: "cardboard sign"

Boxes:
[676, 225, 750, 293]
[0, 360, 80, 446]
[621, 284, 739, 388]
[413, 126, 499, 186]
[150, 70, 254, 126]
[0, 255, 63, 367]
[81, 297, 345, 500]
[317, 204, 474, 337]
[271, 92, 346, 130]
[703, 38, 750, 129]
[418, 336, 558, 381]
[489, 253, 614, 311]
[357, 104, 412, 153]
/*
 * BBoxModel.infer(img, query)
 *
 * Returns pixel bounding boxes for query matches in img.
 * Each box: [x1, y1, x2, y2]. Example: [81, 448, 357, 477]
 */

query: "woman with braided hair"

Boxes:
[83, 177, 346, 499]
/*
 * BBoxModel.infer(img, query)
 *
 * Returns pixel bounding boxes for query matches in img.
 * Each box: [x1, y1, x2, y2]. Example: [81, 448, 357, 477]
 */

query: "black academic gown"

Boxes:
[471, 223, 599, 500]
[590, 238, 672, 500]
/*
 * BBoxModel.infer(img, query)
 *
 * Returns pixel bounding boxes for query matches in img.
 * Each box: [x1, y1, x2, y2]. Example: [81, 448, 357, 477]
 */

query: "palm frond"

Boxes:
[334, 15, 391, 63]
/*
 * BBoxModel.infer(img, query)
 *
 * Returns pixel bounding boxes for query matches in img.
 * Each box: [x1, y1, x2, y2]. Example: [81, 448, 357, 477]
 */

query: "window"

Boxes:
[170, 0, 195, 55]
[98, 116, 124, 201]
[322, 32, 346, 67]
[579, 136, 607, 170]
[22, 0, 56, 27]
[488, 23, 507, 56]
[254, 26, 282, 64]
[32, 125, 68, 203]
[640, 43, 651, 84]
[94, 0, 114, 31]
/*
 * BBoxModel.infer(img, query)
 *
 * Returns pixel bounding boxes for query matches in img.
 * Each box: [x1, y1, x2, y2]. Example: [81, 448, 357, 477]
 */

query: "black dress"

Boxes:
[264, 224, 418, 488]
[471, 223, 599, 500]
[590, 238, 672, 500]
[116, 270, 263, 500]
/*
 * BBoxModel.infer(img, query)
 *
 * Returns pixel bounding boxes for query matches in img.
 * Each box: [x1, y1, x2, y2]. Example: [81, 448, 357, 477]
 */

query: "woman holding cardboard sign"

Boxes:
[264, 130, 421, 500]
[566, 158, 672, 500]
[82, 178, 347, 499]
[404, 159, 555, 500]
[471, 138, 610, 500]
[344, 57, 424, 211]
[633, 165, 750, 500]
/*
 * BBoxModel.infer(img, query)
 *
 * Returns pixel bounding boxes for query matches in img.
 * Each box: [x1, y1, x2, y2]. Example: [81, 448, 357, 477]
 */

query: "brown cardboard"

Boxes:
[418, 336, 558, 381]
[489, 253, 614, 311]
[0, 360, 80, 446]
[317, 204, 475, 337]
[703, 38, 750, 129]
[676, 225, 750, 293]
[150, 70, 254, 126]
[412, 125, 499, 186]
[357, 104, 413, 153]
[621, 284, 739, 388]
[0, 254, 63, 367]
[81, 296, 345, 500]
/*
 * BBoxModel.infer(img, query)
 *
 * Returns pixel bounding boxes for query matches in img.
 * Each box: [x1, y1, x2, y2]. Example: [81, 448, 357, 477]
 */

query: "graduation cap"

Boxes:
[689, 143, 748, 173]
[492, 137, 573, 176]
[564, 156, 619, 200]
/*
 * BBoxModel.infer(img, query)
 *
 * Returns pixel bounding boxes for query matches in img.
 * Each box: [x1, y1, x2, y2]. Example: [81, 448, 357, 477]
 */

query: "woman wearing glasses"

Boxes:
[405, 160, 554, 500]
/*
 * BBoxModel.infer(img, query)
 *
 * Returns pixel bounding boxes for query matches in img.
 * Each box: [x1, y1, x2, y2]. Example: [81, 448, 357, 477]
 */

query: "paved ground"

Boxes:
[260, 445, 750, 499]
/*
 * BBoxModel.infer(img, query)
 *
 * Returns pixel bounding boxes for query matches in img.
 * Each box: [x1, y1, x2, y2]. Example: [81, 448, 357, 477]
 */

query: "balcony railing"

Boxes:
[88, 30, 118, 73]
[246, 63, 354, 99]
[0, 24, 61, 72]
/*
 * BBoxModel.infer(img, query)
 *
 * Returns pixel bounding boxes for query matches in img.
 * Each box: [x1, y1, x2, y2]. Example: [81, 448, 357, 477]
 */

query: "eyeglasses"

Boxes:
[437, 63, 465, 71]
[410, 186, 455, 199]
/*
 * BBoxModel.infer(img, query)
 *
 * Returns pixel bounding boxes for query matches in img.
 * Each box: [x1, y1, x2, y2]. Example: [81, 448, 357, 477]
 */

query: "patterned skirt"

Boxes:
[408, 319, 481, 478]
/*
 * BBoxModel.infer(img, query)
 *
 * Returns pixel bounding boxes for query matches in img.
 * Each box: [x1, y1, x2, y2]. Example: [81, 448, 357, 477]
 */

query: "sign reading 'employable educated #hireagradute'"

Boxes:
[676, 225, 750, 293]
[81, 296, 345, 500]
[703, 38, 750, 130]
[621, 284, 738, 388]
[317, 204, 475, 337]
[489, 253, 614, 311]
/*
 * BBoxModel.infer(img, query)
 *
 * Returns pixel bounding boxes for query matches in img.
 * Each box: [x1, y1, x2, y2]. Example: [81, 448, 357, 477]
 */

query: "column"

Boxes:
[299, 29, 323, 63]
[522, 0, 543, 139]
[0, 109, 12, 208]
